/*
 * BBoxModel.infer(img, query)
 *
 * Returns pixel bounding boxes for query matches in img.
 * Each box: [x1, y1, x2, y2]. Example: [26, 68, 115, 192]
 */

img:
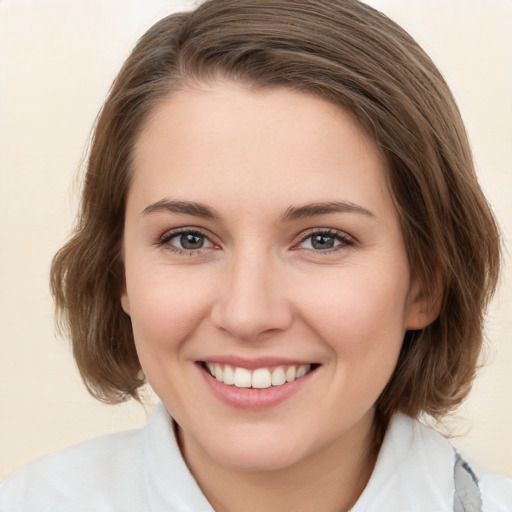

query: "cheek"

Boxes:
[125, 267, 215, 355]
[301, 266, 409, 417]
[125, 268, 217, 406]
[297, 261, 410, 357]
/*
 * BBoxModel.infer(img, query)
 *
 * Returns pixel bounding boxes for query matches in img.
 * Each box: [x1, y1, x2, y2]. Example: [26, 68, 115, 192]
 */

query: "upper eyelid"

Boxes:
[159, 226, 214, 242]
[296, 227, 354, 242]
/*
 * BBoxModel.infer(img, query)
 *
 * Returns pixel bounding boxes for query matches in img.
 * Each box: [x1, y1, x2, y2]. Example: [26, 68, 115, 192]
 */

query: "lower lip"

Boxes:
[198, 364, 316, 410]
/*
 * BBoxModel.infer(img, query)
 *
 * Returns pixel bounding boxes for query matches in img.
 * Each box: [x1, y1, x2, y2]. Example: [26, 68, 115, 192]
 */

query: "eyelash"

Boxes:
[157, 228, 216, 256]
[294, 228, 355, 253]
[156, 228, 355, 255]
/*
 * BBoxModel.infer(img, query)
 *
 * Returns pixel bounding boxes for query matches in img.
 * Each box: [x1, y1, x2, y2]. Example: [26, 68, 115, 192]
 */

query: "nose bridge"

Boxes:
[210, 244, 292, 340]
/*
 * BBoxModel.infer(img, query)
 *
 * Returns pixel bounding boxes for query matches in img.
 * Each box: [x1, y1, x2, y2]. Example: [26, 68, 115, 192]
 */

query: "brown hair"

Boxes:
[51, 0, 501, 422]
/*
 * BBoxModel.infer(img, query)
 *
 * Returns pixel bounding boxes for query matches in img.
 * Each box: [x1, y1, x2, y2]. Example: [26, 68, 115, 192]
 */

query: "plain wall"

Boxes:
[1, 0, 511, 479]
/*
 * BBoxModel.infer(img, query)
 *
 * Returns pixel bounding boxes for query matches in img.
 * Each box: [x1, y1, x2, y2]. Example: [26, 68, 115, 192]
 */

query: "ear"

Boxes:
[120, 282, 131, 316]
[404, 272, 443, 330]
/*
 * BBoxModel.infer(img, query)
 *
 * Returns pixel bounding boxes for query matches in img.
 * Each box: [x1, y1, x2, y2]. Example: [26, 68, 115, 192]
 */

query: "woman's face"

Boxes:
[121, 81, 430, 473]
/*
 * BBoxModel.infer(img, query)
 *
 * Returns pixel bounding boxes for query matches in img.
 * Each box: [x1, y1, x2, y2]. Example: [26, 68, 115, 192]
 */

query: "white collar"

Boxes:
[352, 413, 455, 511]
[143, 404, 455, 511]
[142, 402, 214, 511]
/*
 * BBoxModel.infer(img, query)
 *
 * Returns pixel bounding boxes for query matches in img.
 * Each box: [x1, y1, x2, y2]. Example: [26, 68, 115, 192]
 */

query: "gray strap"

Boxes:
[453, 451, 482, 512]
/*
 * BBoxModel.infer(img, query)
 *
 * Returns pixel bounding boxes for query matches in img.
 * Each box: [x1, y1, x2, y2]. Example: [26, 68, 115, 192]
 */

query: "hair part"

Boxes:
[51, 0, 501, 422]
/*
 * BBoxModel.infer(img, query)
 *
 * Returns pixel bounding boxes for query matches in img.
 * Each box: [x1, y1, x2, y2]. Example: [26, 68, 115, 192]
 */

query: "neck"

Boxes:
[179, 411, 380, 512]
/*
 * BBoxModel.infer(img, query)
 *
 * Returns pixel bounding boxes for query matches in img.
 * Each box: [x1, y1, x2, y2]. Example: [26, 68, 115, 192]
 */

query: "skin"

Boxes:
[121, 81, 437, 512]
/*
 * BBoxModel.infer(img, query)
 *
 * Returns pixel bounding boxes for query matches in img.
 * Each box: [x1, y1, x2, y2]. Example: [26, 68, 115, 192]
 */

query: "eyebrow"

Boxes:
[142, 199, 222, 220]
[142, 199, 374, 222]
[280, 201, 375, 221]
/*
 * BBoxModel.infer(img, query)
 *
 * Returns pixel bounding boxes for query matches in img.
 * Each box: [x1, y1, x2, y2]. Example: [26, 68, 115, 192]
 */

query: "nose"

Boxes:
[210, 250, 293, 341]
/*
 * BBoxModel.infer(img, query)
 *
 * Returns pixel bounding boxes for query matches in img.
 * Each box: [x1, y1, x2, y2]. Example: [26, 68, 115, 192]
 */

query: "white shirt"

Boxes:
[1, 403, 510, 511]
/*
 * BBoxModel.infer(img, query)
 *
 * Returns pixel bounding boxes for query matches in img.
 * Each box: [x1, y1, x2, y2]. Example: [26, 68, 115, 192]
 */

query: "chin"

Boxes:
[184, 421, 311, 473]
[212, 443, 304, 473]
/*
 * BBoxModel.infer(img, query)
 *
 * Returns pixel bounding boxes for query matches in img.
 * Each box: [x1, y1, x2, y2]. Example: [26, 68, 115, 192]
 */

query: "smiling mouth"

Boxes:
[201, 362, 319, 389]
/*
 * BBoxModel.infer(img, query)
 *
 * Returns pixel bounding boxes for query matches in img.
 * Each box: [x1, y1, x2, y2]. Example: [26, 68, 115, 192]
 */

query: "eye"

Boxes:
[161, 229, 214, 252]
[298, 230, 353, 251]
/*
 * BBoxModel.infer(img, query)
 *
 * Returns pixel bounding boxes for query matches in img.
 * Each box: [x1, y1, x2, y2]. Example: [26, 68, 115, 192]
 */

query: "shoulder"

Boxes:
[0, 425, 147, 512]
[375, 414, 512, 512]
[353, 413, 512, 512]
[479, 468, 512, 512]
[393, 415, 512, 512]
[0, 403, 214, 512]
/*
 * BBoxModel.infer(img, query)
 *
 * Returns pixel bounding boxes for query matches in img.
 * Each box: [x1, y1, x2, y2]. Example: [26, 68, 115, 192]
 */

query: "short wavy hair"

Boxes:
[51, 0, 501, 424]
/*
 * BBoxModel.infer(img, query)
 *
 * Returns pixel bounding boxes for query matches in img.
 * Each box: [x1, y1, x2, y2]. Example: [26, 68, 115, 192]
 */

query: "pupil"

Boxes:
[181, 234, 204, 249]
[312, 234, 334, 249]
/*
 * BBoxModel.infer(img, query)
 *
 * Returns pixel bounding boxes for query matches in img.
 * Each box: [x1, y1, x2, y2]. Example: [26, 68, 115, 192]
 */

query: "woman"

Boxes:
[1, 0, 510, 510]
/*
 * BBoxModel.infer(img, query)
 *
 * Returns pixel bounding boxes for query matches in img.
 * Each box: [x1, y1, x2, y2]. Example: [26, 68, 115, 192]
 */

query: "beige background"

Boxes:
[1, 0, 511, 480]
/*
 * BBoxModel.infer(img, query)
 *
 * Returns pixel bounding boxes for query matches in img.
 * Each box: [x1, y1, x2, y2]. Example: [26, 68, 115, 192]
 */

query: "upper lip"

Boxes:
[198, 355, 319, 370]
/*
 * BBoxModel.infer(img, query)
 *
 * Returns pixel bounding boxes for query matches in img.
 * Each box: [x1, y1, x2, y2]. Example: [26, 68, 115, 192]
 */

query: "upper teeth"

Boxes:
[205, 363, 312, 388]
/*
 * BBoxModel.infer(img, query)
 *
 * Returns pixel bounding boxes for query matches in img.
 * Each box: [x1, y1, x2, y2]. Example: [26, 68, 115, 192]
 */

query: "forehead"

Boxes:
[130, 81, 393, 218]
